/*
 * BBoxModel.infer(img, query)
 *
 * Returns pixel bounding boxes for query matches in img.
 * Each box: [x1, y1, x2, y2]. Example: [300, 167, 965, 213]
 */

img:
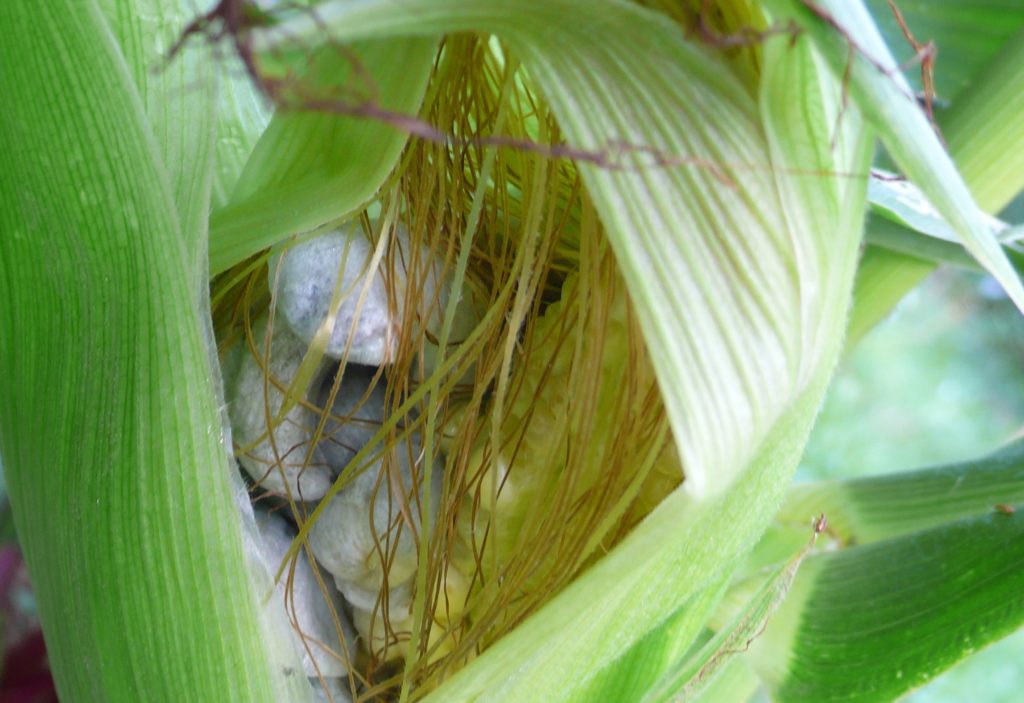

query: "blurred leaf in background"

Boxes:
[803, 271, 1024, 482]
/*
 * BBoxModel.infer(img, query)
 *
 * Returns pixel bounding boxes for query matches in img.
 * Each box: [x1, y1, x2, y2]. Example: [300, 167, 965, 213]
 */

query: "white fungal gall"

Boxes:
[307, 435, 443, 595]
[315, 364, 389, 471]
[351, 607, 413, 664]
[351, 605, 459, 665]
[310, 677, 353, 703]
[338, 580, 413, 624]
[254, 508, 357, 679]
[226, 315, 334, 501]
[270, 222, 394, 366]
[229, 220, 469, 677]
[270, 220, 479, 371]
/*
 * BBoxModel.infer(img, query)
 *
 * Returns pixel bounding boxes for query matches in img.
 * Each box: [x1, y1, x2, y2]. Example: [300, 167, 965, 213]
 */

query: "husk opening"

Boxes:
[211, 33, 685, 699]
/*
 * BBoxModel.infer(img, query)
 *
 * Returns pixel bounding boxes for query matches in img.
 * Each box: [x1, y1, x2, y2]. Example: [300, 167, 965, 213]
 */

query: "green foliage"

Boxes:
[758, 510, 1024, 703]
[848, 2, 1024, 344]
[765, 0, 1024, 314]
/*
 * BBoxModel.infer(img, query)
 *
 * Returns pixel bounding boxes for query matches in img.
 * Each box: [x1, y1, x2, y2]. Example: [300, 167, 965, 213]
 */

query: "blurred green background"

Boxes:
[799, 266, 1024, 702]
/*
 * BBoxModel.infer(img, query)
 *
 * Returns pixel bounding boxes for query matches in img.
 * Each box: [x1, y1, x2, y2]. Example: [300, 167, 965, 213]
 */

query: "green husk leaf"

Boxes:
[752, 510, 1024, 703]
[0, 2, 305, 700]
[96, 0, 215, 272]
[762, 0, 1024, 314]
[638, 520, 820, 703]
[209, 56, 272, 211]
[845, 244, 934, 349]
[574, 572, 733, 703]
[101, 0, 272, 211]
[208, 38, 438, 274]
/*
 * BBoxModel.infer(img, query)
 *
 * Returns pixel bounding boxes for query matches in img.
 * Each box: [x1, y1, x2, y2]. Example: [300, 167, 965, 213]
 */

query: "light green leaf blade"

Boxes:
[209, 38, 437, 274]
[100, 0, 272, 213]
[0, 2, 306, 700]
[574, 573, 734, 703]
[942, 26, 1024, 213]
[209, 53, 272, 211]
[254, 1, 871, 700]
[861, 213, 1024, 279]
[752, 510, 1024, 703]
[868, 172, 1010, 246]
[764, 0, 1024, 312]
[846, 18, 1024, 345]
[781, 438, 1024, 545]
[863, 216, 979, 270]
[688, 656, 761, 703]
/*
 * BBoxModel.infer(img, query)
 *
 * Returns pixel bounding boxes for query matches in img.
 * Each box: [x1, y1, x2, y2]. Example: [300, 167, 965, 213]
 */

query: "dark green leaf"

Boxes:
[758, 510, 1024, 703]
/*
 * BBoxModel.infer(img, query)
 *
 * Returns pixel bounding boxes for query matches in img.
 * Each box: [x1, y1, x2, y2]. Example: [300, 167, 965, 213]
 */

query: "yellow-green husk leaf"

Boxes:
[0, 1, 308, 700]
